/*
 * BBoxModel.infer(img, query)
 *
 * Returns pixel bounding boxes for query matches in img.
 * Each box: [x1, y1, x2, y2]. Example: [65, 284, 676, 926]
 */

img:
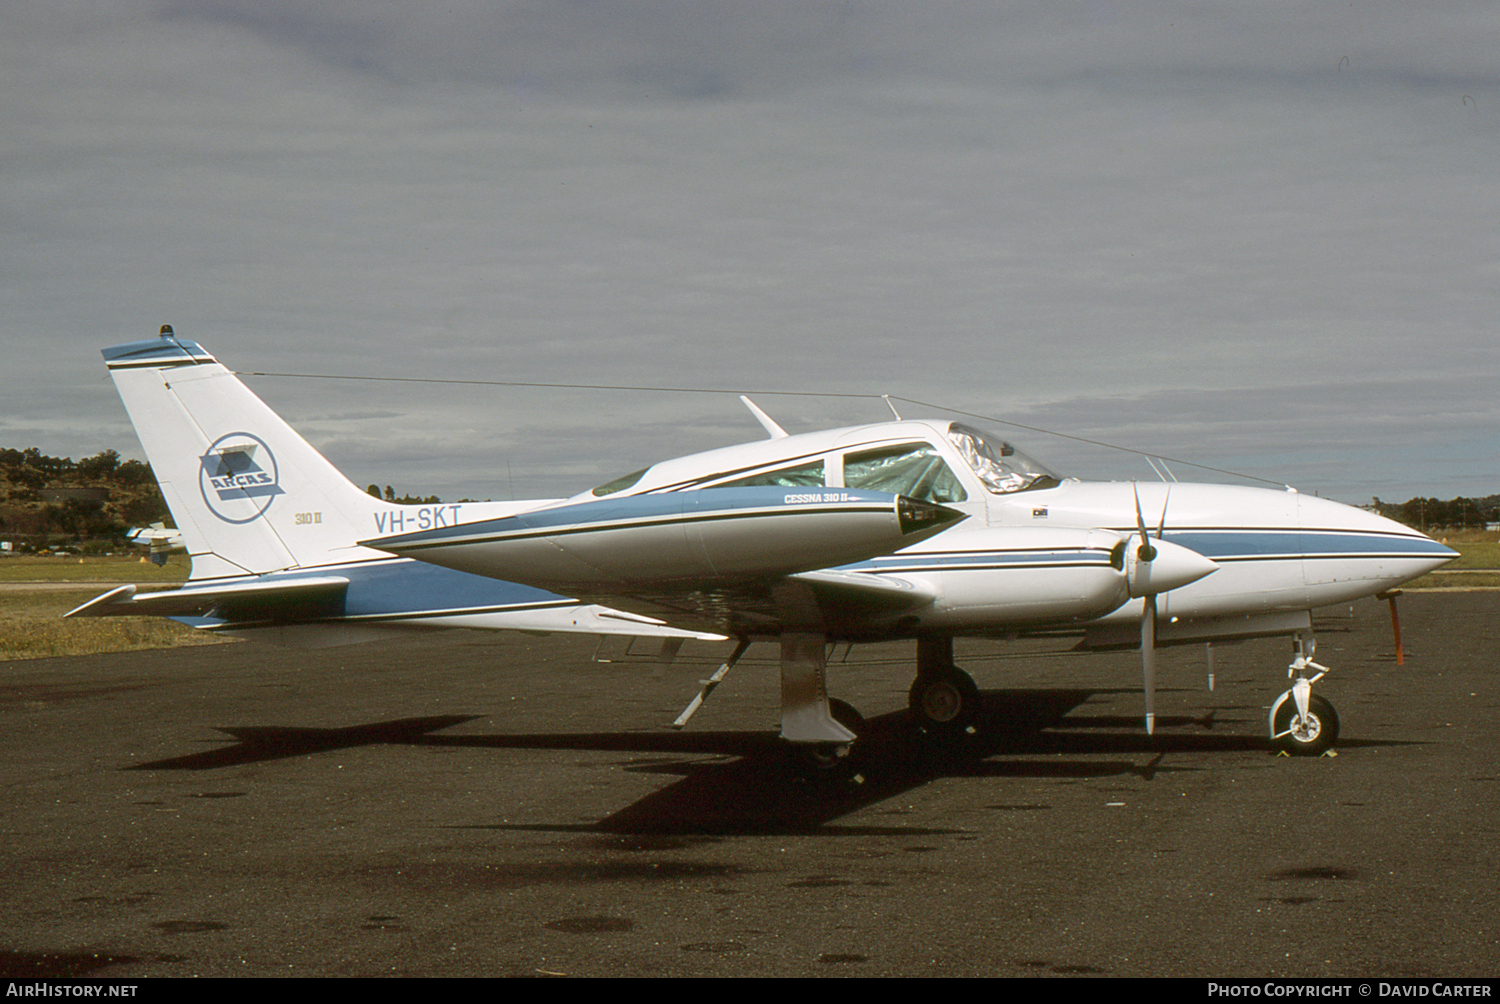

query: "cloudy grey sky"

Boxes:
[5, 2, 1497, 504]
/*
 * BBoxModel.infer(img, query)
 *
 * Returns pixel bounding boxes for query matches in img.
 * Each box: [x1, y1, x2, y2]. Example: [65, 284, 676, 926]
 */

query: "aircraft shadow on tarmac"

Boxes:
[122, 688, 1404, 835]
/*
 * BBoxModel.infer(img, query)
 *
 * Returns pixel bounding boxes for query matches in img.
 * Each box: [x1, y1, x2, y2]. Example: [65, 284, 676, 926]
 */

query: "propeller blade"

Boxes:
[1131, 483, 1147, 542]
[1141, 593, 1157, 735]
[1132, 483, 1156, 561]
[1133, 482, 1183, 735]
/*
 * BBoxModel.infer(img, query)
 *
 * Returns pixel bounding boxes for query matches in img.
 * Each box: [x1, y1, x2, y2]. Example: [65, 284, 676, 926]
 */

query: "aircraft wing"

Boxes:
[485, 568, 935, 639]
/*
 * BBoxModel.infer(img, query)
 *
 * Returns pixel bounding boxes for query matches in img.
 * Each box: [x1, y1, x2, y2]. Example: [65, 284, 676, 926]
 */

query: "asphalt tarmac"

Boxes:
[1, 591, 1495, 978]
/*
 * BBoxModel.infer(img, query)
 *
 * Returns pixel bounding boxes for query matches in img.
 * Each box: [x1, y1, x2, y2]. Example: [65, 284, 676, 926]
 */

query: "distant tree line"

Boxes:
[366, 485, 441, 505]
[0, 447, 156, 491]
[1371, 495, 1500, 532]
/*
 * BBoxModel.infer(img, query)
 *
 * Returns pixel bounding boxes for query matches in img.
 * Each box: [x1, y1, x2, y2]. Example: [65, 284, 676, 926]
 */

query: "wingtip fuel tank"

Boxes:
[362, 488, 965, 593]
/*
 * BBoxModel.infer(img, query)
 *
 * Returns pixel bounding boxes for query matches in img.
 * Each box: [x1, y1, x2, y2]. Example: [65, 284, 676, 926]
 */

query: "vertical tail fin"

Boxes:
[104, 328, 389, 580]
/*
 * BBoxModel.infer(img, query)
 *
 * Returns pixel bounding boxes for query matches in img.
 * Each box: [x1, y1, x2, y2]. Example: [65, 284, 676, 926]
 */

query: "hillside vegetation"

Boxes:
[0, 448, 169, 552]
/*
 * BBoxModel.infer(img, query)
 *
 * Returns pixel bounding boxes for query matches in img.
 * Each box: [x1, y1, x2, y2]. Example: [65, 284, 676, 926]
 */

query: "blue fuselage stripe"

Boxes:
[1159, 529, 1452, 561]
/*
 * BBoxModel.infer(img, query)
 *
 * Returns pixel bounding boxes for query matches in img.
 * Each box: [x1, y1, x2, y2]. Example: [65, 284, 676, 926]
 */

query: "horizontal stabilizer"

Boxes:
[67, 576, 350, 621]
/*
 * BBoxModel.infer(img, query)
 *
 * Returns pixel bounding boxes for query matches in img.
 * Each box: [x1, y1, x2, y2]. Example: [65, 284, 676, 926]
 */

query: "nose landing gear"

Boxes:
[1269, 634, 1340, 756]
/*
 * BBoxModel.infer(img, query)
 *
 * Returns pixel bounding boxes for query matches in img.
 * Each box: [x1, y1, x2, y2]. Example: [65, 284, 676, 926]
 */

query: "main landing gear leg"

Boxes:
[1268, 632, 1341, 756]
[770, 580, 865, 782]
[779, 631, 863, 780]
[908, 636, 980, 736]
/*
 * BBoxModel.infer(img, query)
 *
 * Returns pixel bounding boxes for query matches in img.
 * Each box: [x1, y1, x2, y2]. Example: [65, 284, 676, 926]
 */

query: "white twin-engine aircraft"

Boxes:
[71, 327, 1455, 766]
[124, 523, 185, 566]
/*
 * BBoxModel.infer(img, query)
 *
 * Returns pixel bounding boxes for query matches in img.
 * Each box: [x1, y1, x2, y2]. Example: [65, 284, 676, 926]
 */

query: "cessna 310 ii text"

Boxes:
[71, 328, 1455, 769]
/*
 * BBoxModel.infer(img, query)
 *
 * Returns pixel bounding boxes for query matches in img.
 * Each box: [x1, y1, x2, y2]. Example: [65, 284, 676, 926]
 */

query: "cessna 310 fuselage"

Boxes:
[73, 328, 1455, 767]
[370, 396, 1454, 756]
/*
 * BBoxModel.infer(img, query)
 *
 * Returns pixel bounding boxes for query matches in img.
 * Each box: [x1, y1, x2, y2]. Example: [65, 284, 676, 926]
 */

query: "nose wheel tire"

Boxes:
[1272, 694, 1340, 756]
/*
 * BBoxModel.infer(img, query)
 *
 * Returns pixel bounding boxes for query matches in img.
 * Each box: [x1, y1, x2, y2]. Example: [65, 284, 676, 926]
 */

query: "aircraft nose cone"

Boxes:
[1129, 538, 1219, 597]
[1300, 494, 1461, 579]
[1375, 512, 1459, 570]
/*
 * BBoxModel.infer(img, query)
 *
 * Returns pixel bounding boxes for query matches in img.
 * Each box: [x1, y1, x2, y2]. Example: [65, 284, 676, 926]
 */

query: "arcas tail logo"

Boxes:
[199, 433, 284, 523]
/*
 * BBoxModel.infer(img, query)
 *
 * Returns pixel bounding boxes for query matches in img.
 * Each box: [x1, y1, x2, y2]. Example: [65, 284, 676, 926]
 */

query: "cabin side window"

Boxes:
[841, 444, 967, 503]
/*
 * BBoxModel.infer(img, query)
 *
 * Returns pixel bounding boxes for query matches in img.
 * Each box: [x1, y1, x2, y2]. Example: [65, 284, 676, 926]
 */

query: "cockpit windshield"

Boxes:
[945, 423, 1062, 495]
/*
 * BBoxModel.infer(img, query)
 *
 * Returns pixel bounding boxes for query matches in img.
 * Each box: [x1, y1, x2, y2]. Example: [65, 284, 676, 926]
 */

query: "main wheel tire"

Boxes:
[908, 667, 980, 731]
[828, 698, 866, 736]
[1272, 694, 1340, 756]
[787, 699, 865, 784]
